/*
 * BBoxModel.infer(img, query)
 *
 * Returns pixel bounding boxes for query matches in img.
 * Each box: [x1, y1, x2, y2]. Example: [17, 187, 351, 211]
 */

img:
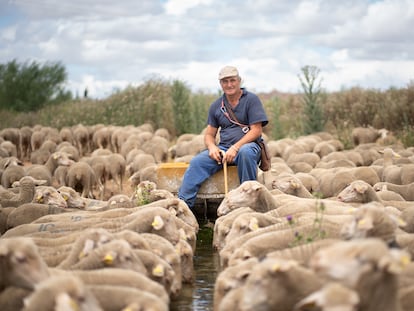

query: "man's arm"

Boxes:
[204, 125, 222, 163]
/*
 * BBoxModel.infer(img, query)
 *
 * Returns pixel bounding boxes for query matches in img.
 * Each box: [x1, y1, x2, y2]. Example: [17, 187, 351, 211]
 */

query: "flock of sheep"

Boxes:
[0, 123, 414, 310]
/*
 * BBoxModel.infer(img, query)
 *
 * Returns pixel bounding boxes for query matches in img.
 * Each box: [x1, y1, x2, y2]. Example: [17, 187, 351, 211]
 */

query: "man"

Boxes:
[178, 65, 268, 210]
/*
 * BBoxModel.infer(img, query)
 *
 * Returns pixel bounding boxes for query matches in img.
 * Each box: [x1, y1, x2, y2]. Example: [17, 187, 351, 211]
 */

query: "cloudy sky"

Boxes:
[1, 0, 413, 98]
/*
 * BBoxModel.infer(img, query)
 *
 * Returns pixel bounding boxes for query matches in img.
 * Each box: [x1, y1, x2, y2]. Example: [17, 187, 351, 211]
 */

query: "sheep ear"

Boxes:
[388, 213, 407, 228]
[79, 239, 95, 258]
[152, 215, 164, 230]
[378, 249, 411, 274]
[357, 218, 373, 230]
[355, 183, 368, 194]
[248, 218, 259, 231]
[270, 259, 296, 273]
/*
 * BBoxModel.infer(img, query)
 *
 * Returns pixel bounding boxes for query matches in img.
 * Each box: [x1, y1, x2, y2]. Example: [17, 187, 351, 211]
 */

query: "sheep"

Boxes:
[88, 284, 168, 311]
[235, 258, 325, 311]
[107, 193, 134, 209]
[270, 172, 314, 198]
[352, 126, 388, 146]
[103, 152, 126, 193]
[0, 127, 21, 158]
[293, 282, 360, 311]
[217, 180, 281, 216]
[56, 142, 80, 161]
[224, 211, 282, 246]
[139, 232, 185, 284]
[0, 176, 47, 208]
[339, 201, 404, 244]
[6, 203, 68, 229]
[226, 220, 344, 267]
[140, 135, 169, 163]
[21, 275, 102, 311]
[373, 182, 414, 201]
[32, 185, 68, 208]
[25, 151, 75, 186]
[110, 126, 138, 154]
[213, 207, 255, 251]
[1, 158, 25, 188]
[65, 239, 148, 275]
[73, 124, 91, 156]
[0, 140, 17, 157]
[126, 153, 156, 176]
[0, 287, 31, 311]
[337, 180, 414, 211]
[54, 228, 115, 269]
[132, 248, 178, 297]
[72, 268, 170, 305]
[400, 206, 414, 233]
[92, 125, 114, 150]
[66, 161, 101, 198]
[57, 185, 87, 209]
[5, 204, 184, 247]
[309, 238, 411, 311]
[128, 163, 158, 188]
[287, 152, 321, 168]
[0, 207, 15, 234]
[0, 237, 50, 291]
[19, 126, 33, 160]
[119, 133, 146, 158]
[214, 257, 259, 311]
[310, 166, 380, 199]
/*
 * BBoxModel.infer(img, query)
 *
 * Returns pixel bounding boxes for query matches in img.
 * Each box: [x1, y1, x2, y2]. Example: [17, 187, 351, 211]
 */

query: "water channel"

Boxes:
[170, 223, 220, 311]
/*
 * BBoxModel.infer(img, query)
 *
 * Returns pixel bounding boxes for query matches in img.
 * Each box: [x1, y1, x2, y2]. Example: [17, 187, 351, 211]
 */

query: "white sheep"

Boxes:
[293, 282, 359, 311]
[22, 275, 102, 311]
[0, 237, 50, 291]
[236, 258, 325, 311]
[352, 126, 388, 146]
[373, 181, 414, 201]
[309, 237, 411, 311]
[0, 176, 47, 208]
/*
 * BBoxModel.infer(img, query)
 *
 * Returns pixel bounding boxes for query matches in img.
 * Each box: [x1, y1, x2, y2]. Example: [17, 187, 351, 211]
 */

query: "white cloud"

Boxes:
[1, 0, 413, 98]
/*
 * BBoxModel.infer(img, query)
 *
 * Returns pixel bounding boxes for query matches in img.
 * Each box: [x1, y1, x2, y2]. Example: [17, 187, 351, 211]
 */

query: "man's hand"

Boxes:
[209, 146, 224, 164]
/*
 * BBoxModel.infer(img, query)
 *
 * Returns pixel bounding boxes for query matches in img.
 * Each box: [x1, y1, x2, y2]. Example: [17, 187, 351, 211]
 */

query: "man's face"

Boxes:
[220, 76, 241, 95]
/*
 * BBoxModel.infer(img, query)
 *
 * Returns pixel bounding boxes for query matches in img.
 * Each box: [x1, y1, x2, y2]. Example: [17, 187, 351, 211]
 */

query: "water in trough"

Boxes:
[170, 223, 219, 311]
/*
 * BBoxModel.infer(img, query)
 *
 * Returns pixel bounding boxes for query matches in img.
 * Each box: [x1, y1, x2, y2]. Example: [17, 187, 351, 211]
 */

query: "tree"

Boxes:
[171, 80, 196, 135]
[298, 65, 325, 134]
[0, 59, 72, 112]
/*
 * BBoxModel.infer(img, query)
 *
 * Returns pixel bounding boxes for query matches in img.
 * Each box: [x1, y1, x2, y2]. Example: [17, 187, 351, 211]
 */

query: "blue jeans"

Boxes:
[178, 142, 261, 209]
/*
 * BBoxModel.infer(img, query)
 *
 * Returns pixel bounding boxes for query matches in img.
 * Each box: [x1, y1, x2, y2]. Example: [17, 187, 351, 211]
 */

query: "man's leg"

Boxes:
[234, 142, 261, 183]
[178, 149, 222, 209]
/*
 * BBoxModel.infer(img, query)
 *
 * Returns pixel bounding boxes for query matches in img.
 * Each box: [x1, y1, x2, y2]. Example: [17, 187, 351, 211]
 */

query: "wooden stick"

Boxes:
[221, 150, 228, 194]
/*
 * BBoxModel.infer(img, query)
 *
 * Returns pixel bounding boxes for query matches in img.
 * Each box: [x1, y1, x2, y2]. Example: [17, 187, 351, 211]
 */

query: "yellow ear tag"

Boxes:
[78, 251, 85, 259]
[401, 255, 411, 266]
[271, 263, 280, 272]
[152, 216, 164, 230]
[152, 264, 164, 277]
[103, 254, 114, 265]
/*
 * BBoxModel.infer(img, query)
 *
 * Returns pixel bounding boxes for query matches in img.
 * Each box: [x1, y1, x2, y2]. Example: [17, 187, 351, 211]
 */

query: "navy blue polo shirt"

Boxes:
[207, 88, 268, 148]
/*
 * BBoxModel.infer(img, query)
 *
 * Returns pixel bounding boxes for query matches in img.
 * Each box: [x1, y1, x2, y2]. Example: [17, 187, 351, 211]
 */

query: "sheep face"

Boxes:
[0, 237, 50, 289]
[217, 181, 263, 216]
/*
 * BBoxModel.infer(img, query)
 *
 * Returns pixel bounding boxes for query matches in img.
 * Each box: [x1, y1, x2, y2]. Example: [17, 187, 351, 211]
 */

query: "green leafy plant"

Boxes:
[134, 182, 155, 206]
[287, 196, 326, 247]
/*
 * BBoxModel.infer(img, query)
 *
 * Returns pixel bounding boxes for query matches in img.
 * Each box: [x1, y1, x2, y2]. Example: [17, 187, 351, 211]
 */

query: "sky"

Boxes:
[1, 0, 413, 99]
